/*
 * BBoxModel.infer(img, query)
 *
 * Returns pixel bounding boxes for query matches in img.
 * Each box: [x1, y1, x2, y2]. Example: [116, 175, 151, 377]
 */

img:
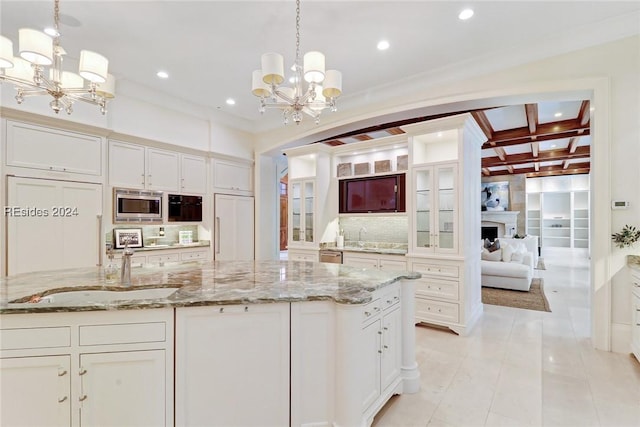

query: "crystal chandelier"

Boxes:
[251, 0, 342, 125]
[0, 0, 114, 115]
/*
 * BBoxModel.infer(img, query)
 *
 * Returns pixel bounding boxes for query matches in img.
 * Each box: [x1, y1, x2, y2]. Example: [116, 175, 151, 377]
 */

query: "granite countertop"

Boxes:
[0, 261, 420, 314]
[112, 241, 210, 253]
[321, 242, 408, 256]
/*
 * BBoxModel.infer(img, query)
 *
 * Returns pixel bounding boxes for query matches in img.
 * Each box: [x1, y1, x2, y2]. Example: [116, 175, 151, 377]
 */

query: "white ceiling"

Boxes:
[1, 1, 640, 135]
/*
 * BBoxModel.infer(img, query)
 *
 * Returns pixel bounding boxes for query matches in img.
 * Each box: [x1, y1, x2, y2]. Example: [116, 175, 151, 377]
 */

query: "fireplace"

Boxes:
[481, 226, 498, 241]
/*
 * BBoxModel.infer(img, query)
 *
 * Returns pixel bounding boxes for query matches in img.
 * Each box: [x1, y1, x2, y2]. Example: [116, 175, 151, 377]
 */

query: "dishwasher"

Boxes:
[319, 250, 343, 264]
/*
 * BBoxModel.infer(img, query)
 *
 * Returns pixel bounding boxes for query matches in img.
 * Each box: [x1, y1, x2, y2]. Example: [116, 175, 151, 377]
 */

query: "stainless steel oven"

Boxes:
[114, 188, 163, 223]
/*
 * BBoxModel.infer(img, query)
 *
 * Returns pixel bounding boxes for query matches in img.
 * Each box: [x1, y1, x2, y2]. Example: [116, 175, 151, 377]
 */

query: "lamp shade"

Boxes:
[261, 52, 284, 85]
[79, 50, 108, 83]
[96, 73, 116, 99]
[0, 36, 14, 68]
[5, 57, 34, 82]
[251, 70, 271, 98]
[303, 51, 325, 83]
[322, 70, 342, 98]
[18, 28, 53, 65]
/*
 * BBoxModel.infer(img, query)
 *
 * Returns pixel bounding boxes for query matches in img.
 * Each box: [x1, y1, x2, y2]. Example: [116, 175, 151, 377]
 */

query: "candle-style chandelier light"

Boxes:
[251, 0, 342, 125]
[0, 0, 114, 115]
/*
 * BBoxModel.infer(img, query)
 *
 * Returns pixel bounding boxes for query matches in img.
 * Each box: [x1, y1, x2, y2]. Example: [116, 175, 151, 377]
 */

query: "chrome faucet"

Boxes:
[359, 226, 368, 242]
[120, 239, 134, 287]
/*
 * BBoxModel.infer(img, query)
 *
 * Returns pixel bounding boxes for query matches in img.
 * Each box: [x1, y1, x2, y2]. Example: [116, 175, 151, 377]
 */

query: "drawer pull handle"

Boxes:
[364, 311, 371, 317]
[383, 327, 388, 331]
[58, 396, 67, 403]
[387, 299, 392, 304]
[79, 395, 88, 402]
[438, 309, 442, 312]
[220, 307, 224, 313]
[244, 306, 249, 312]
[383, 345, 389, 349]
[394, 296, 399, 300]
[374, 307, 380, 312]
[377, 331, 382, 335]
[58, 370, 67, 377]
[378, 350, 382, 354]
[78, 369, 87, 376]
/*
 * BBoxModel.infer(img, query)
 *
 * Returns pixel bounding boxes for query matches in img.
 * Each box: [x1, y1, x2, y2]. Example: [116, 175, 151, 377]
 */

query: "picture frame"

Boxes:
[114, 228, 143, 249]
[481, 181, 510, 211]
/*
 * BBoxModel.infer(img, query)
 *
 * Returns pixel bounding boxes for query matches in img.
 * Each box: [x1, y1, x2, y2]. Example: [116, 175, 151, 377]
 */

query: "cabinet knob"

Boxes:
[244, 306, 249, 312]
[79, 395, 88, 402]
[364, 311, 371, 317]
[383, 345, 389, 349]
[377, 331, 382, 335]
[383, 326, 388, 331]
[219, 307, 224, 313]
[58, 396, 68, 403]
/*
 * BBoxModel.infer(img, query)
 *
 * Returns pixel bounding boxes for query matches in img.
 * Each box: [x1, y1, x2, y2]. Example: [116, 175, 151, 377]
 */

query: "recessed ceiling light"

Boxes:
[377, 40, 390, 51]
[156, 71, 169, 79]
[458, 9, 474, 20]
[554, 112, 563, 117]
[226, 98, 236, 106]
[44, 27, 59, 37]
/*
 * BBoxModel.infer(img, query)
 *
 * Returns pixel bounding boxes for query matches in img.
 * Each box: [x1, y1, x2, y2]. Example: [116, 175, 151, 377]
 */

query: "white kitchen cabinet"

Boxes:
[0, 355, 71, 426]
[108, 140, 180, 191]
[288, 248, 318, 261]
[290, 179, 316, 245]
[180, 249, 209, 261]
[180, 154, 207, 194]
[631, 269, 640, 363]
[214, 194, 254, 260]
[7, 176, 103, 275]
[343, 252, 407, 271]
[78, 350, 167, 427]
[175, 303, 290, 426]
[413, 163, 458, 254]
[404, 114, 485, 336]
[0, 309, 173, 427]
[212, 157, 253, 194]
[5, 120, 102, 181]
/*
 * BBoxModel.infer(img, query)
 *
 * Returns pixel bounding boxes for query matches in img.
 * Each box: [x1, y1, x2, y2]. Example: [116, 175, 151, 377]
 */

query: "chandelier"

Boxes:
[0, 0, 114, 115]
[251, 0, 342, 125]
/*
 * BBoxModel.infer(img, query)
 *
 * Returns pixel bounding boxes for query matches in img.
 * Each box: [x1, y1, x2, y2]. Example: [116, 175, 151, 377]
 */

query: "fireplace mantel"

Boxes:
[481, 211, 520, 237]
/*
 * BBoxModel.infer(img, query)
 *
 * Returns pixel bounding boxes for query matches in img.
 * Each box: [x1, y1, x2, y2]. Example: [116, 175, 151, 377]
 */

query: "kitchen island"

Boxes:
[0, 260, 421, 427]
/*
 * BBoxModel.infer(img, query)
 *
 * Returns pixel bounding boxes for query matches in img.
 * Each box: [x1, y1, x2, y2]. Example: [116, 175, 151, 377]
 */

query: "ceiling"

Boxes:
[1, 1, 638, 176]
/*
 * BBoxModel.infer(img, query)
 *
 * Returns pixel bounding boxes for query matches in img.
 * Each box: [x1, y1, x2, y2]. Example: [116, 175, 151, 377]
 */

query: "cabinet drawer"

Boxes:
[415, 277, 459, 301]
[381, 287, 401, 311]
[181, 250, 208, 261]
[415, 299, 459, 324]
[147, 253, 180, 264]
[79, 322, 166, 346]
[362, 298, 382, 323]
[411, 262, 459, 278]
[0, 327, 71, 350]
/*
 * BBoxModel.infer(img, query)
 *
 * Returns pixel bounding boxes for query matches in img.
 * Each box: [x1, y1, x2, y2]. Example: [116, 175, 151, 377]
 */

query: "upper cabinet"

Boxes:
[5, 120, 102, 182]
[109, 140, 207, 194]
[212, 158, 253, 194]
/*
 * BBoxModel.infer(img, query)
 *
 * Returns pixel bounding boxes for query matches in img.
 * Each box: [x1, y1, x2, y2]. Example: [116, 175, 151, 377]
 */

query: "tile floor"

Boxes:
[373, 248, 640, 427]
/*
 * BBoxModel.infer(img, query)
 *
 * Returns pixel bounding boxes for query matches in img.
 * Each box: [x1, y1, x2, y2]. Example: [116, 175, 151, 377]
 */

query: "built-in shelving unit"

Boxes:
[526, 175, 589, 250]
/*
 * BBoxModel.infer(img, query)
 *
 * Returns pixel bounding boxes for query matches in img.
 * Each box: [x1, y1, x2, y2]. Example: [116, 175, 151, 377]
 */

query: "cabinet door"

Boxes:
[291, 181, 303, 243]
[6, 121, 102, 177]
[435, 165, 457, 253]
[213, 159, 253, 192]
[79, 350, 167, 427]
[214, 194, 254, 260]
[378, 258, 407, 271]
[147, 148, 180, 191]
[380, 307, 402, 391]
[361, 319, 381, 412]
[7, 177, 102, 275]
[303, 181, 315, 243]
[414, 167, 434, 250]
[343, 254, 379, 269]
[176, 304, 290, 426]
[109, 140, 146, 189]
[0, 355, 71, 427]
[180, 154, 207, 194]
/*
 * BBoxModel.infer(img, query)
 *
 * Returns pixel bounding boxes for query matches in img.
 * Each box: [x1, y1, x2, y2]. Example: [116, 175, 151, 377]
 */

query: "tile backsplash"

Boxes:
[339, 216, 408, 245]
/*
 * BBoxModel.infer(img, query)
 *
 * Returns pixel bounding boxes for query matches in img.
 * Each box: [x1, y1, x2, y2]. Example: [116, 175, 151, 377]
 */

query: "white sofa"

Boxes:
[499, 235, 539, 267]
[480, 241, 534, 291]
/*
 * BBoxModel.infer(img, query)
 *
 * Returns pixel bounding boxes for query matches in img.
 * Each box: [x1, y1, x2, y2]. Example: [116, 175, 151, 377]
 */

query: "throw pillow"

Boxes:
[486, 239, 500, 253]
[502, 244, 515, 262]
[481, 248, 502, 261]
[483, 238, 492, 249]
[510, 244, 527, 263]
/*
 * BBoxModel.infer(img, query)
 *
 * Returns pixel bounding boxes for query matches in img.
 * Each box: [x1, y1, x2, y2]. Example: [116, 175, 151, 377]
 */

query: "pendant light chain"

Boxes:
[295, 0, 301, 69]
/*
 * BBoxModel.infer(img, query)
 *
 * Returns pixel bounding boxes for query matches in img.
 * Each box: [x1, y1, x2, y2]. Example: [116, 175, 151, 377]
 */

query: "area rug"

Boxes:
[482, 278, 551, 312]
[536, 257, 546, 270]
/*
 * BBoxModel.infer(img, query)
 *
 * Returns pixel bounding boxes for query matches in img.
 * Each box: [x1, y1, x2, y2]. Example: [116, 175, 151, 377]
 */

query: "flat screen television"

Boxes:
[339, 174, 406, 213]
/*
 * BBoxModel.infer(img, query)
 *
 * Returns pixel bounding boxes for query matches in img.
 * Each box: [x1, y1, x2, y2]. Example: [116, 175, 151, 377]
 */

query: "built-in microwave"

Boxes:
[168, 194, 203, 222]
[114, 188, 163, 223]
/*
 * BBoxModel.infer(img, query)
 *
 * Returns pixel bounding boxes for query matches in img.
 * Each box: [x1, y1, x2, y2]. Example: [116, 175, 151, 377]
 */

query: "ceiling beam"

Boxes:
[525, 103, 538, 139]
[568, 137, 580, 153]
[354, 135, 373, 141]
[485, 162, 590, 177]
[470, 111, 494, 142]
[482, 145, 590, 168]
[578, 100, 590, 127]
[481, 128, 591, 149]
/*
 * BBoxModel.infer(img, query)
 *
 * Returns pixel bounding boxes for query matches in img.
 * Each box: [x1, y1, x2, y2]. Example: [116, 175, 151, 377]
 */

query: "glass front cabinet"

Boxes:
[290, 179, 315, 244]
[413, 163, 458, 254]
